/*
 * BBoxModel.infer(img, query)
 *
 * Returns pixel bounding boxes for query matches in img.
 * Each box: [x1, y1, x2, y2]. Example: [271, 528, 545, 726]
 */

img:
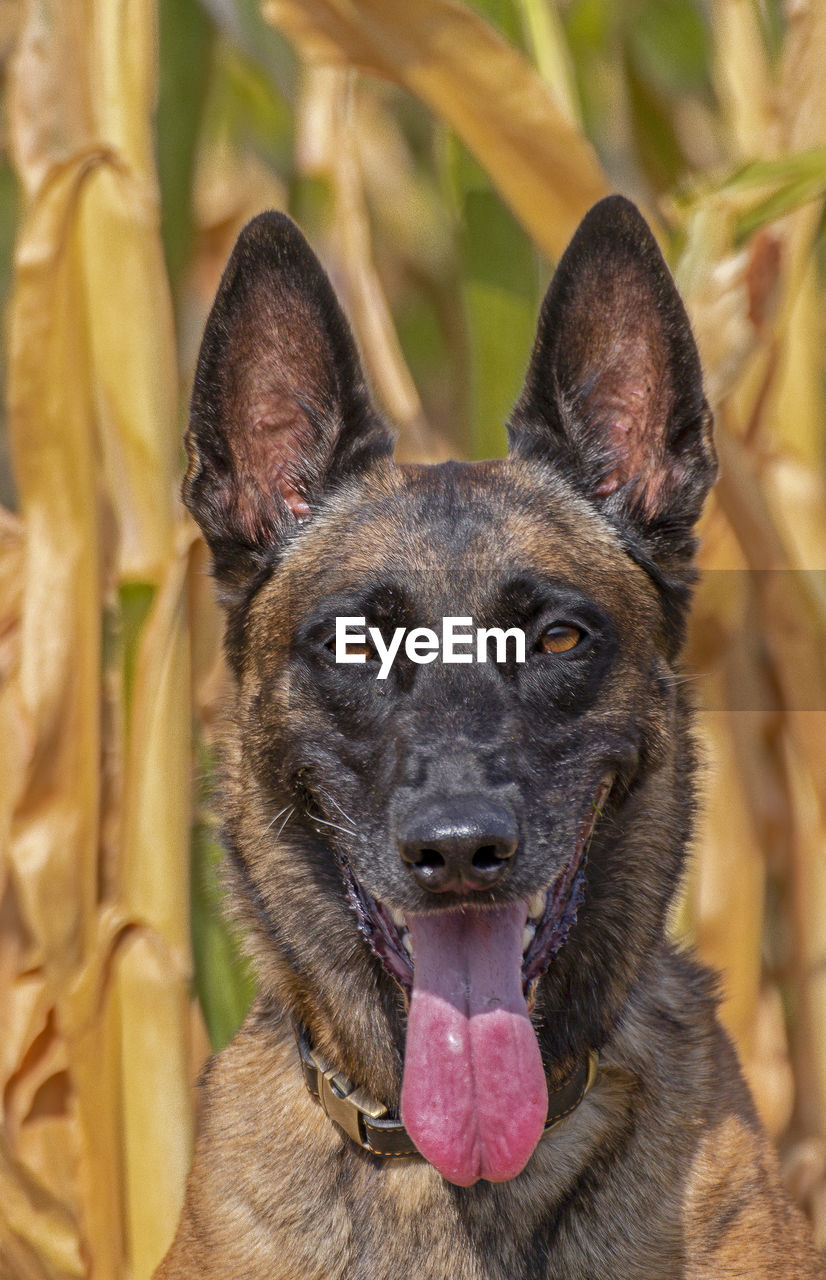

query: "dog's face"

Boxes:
[185, 197, 716, 1188]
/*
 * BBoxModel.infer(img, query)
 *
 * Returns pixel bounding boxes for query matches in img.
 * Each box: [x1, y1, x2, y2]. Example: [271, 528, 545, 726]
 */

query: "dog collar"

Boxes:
[294, 1022, 598, 1161]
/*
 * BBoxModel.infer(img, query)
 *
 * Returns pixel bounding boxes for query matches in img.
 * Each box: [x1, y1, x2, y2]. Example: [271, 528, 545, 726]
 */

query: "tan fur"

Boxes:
[161, 201, 825, 1279]
[684, 1116, 822, 1280]
[159, 961, 825, 1279]
[157, 465, 825, 1278]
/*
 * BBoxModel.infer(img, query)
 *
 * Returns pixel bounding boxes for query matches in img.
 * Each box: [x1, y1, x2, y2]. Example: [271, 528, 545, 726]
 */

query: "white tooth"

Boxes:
[402, 932, 414, 957]
[390, 907, 407, 929]
[521, 923, 536, 954]
[527, 891, 546, 921]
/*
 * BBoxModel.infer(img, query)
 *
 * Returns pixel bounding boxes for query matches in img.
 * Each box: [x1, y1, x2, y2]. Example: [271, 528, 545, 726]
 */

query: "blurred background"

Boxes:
[0, 0, 825, 1274]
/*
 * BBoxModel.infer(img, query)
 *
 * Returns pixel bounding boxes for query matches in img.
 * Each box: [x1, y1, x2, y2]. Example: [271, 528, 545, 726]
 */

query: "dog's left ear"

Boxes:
[508, 196, 716, 561]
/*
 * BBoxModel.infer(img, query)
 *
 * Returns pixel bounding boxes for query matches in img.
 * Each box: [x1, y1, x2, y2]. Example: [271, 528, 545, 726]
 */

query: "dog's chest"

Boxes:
[202, 1090, 682, 1280]
[220, 1171, 682, 1280]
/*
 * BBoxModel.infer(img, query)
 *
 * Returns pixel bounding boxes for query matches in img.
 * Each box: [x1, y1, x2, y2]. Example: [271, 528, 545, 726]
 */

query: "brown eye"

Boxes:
[347, 642, 375, 660]
[323, 636, 375, 659]
[539, 624, 583, 654]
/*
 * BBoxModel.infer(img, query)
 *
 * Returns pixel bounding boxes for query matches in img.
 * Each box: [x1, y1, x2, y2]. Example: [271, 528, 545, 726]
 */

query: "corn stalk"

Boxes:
[1, 1, 195, 1274]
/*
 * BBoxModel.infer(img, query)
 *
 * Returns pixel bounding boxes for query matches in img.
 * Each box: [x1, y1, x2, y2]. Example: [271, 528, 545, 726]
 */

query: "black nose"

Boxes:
[398, 796, 518, 893]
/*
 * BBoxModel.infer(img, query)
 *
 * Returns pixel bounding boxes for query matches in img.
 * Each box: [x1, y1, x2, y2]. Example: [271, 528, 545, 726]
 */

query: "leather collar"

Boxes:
[295, 1022, 598, 1161]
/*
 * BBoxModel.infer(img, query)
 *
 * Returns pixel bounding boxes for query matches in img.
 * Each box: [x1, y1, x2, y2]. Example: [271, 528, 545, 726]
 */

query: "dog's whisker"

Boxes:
[326, 794, 358, 828]
[265, 805, 297, 840]
[312, 813, 357, 837]
[276, 806, 296, 839]
[265, 805, 293, 833]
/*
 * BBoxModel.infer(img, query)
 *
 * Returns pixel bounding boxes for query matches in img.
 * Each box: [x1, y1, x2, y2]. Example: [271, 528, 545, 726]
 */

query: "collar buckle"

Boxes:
[295, 1022, 599, 1159]
[298, 1030, 389, 1147]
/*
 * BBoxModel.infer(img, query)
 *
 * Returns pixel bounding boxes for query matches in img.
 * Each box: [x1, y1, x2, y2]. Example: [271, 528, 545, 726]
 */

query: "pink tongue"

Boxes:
[400, 903, 548, 1186]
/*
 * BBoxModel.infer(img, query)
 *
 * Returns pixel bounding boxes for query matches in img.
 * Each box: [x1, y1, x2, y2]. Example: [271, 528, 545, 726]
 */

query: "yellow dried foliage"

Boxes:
[264, 0, 611, 257]
[1, 0, 195, 1275]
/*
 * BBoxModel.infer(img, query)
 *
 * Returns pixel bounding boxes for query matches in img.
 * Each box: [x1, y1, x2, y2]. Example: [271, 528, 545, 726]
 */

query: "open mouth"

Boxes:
[332, 775, 612, 1187]
[339, 774, 613, 1004]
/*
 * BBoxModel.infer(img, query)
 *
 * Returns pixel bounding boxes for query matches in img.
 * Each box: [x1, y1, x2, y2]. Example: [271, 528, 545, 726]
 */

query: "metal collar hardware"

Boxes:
[295, 1022, 598, 1162]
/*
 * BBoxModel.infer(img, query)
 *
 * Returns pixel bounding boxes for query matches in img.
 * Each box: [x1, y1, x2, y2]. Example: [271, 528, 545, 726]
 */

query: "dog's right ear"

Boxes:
[184, 212, 393, 599]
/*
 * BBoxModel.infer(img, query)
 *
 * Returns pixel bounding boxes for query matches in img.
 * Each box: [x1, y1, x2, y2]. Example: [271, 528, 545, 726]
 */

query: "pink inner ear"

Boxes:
[586, 355, 671, 514]
[237, 402, 319, 521]
[223, 306, 337, 528]
[592, 379, 653, 498]
[278, 486, 311, 518]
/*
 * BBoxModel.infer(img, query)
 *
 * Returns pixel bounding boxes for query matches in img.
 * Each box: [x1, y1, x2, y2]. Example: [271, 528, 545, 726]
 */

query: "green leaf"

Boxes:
[204, 38, 294, 177]
[118, 582, 156, 720]
[190, 747, 256, 1051]
[676, 147, 826, 243]
[467, 0, 525, 48]
[626, 0, 711, 96]
[158, 0, 214, 291]
[198, 0, 297, 99]
[454, 163, 541, 459]
[623, 41, 690, 192]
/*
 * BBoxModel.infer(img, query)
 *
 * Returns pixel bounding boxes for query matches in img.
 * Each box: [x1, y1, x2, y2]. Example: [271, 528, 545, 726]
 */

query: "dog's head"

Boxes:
[185, 197, 716, 1186]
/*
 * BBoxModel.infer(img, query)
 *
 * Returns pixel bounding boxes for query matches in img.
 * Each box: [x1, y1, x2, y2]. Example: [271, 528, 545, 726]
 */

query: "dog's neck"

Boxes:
[294, 1021, 598, 1163]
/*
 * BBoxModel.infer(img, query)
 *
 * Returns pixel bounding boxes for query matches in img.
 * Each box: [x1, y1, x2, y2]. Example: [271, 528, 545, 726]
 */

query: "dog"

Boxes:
[156, 196, 825, 1278]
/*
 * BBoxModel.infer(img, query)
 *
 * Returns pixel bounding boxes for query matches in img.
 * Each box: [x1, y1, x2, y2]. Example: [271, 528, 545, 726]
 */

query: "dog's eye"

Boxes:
[323, 635, 376, 660]
[346, 642, 375, 660]
[539, 624, 584, 654]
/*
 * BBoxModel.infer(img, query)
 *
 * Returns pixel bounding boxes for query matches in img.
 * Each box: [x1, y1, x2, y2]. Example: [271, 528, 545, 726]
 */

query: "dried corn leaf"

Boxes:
[783, 740, 826, 1140]
[117, 931, 191, 1276]
[263, 0, 610, 259]
[0, 509, 24, 855]
[116, 528, 195, 1270]
[0, 1130, 83, 1279]
[4, 148, 108, 1277]
[80, 163, 178, 582]
[295, 67, 446, 459]
[516, 0, 581, 126]
[781, 0, 826, 155]
[3, 1, 193, 1274]
[712, 0, 778, 160]
[692, 701, 765, 1055]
